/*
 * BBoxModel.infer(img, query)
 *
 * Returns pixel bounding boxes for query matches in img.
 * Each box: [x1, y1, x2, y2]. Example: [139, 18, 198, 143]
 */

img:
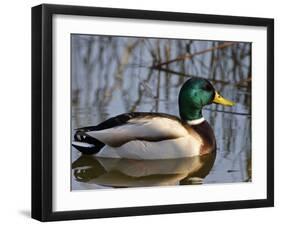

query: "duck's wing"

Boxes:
[79, 112, 189, 147]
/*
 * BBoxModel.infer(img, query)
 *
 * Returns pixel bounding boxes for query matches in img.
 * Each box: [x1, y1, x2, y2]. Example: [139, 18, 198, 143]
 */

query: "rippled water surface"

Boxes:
[71, 35, 251, 190]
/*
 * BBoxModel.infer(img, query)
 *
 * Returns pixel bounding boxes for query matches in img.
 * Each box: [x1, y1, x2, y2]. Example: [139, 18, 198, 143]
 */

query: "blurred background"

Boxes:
[71, 35, 251, 190]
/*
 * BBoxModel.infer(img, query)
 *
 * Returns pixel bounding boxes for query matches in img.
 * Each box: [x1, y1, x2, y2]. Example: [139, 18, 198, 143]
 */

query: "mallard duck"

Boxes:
[72, 78, 235, 159]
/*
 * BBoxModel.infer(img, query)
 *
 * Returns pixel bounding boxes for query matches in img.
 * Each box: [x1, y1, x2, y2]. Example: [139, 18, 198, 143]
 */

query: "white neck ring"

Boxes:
[187, 117, 205, 125]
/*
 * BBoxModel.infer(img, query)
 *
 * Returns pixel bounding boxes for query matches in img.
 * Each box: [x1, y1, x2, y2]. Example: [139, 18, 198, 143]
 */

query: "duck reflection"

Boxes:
[72, 152, 216, 188]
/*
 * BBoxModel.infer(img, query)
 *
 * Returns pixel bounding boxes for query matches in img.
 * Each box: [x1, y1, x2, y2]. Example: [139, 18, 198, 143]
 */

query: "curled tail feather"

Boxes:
[72, 130, 105, 155]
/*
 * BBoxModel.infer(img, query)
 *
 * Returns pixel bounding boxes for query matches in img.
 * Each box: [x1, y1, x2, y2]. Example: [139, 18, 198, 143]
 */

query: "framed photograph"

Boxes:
[32, 4, 274, 221]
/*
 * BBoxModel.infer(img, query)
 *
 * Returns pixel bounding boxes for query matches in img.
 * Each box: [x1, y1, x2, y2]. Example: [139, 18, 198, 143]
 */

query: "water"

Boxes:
[71, 35, 251, 190]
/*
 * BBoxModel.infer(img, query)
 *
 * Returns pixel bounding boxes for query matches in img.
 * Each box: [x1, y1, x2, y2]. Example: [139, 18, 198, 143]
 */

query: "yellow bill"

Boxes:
[213, 91, 235, 106]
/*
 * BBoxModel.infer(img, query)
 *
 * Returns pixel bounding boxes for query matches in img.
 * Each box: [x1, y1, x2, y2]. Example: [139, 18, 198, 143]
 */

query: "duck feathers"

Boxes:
[73, 112, 207, 159]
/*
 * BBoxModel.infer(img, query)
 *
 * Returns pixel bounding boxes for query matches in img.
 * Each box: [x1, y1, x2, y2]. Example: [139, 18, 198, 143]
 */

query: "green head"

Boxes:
[178, 78, 235, 121]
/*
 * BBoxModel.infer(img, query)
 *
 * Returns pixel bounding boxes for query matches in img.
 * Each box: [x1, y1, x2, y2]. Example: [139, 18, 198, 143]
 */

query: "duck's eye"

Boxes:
[204, 84, 213, 92]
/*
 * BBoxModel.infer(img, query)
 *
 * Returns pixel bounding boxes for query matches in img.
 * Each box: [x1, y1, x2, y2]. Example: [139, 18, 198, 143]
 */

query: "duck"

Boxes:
[72, 77, 235, 159]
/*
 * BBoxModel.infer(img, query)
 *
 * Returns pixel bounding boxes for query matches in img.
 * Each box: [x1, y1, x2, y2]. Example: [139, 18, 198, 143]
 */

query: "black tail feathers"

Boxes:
[72, 130, 105, 155]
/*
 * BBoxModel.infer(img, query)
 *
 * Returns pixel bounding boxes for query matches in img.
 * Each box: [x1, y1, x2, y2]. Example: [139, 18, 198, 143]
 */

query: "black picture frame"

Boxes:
[32, 3, 274, 222]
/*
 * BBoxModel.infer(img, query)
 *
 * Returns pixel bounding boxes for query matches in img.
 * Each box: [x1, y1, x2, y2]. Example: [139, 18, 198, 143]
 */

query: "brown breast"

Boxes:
[184, 120, 216, 155]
